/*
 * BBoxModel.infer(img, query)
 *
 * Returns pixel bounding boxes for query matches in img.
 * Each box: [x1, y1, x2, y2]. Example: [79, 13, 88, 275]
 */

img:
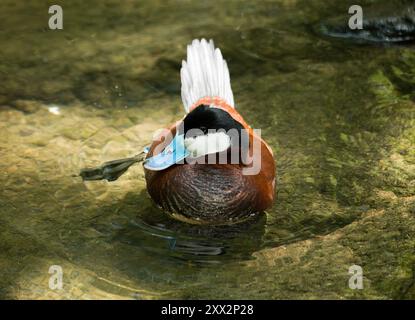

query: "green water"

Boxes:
[0, 0, 414, 299]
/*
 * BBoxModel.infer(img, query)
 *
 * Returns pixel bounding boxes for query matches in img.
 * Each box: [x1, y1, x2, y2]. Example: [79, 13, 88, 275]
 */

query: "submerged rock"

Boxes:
[320, 5, 415, 43]
[11, 100, 42, 113]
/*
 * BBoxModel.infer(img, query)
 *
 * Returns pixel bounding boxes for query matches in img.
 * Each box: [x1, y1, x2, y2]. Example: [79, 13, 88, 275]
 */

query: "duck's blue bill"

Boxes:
[143, 134, 190, 171]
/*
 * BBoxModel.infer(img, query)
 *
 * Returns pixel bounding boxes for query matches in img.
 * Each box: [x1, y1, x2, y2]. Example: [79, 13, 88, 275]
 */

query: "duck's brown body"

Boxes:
[80, 39, 276, 225]
[144, 99, 275, 225]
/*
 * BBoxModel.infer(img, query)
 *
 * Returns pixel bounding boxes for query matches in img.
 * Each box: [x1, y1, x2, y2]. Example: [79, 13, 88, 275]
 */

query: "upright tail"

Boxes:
[180, 39, 235, 113]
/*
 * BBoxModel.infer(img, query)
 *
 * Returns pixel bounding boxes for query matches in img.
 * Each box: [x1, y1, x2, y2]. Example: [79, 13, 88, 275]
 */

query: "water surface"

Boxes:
[0, 0, 414, 299]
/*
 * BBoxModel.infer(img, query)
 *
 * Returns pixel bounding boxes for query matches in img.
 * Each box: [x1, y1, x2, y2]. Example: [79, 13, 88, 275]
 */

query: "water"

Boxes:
[0, 0, 414, 299]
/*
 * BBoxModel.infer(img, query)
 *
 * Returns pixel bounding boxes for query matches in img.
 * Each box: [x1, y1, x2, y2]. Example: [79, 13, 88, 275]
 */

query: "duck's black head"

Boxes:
[182, 105, 244, 158]
[183, 105, 243, 134]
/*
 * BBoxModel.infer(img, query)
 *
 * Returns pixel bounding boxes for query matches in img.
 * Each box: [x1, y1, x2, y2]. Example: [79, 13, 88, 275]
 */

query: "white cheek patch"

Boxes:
[184, 132, 231, 158]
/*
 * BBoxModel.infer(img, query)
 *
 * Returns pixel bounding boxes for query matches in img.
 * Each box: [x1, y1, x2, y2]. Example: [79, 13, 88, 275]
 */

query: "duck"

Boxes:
[80, 39, 276, 225]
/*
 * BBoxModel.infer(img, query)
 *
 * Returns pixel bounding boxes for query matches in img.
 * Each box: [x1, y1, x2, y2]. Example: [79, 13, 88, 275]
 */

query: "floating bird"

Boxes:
[81, 39, 276, 225]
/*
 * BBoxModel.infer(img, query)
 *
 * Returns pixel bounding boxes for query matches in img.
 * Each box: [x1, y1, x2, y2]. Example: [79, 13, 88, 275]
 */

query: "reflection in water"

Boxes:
[115, 215, 264, 262]
[97, 191, 267, 265]
[0, 0, 414, 299]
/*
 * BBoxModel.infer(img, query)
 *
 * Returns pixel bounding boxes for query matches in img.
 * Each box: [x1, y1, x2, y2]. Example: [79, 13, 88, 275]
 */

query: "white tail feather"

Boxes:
[180, 39, 235, 113]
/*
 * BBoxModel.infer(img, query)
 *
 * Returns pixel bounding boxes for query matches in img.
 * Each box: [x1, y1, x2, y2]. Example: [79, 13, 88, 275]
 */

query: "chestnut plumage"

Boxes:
[143, 39, 276, 224]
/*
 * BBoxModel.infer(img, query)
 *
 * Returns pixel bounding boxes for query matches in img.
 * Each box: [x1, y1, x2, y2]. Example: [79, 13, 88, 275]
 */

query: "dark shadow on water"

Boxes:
[94, 190, 267, 266]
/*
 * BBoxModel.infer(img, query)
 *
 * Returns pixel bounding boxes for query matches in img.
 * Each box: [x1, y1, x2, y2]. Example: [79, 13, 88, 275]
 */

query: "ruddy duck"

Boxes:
[81, 39, 276, 225]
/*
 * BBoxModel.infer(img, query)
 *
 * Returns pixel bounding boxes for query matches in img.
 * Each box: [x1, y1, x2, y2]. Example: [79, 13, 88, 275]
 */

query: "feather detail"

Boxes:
[181, 39, 235, 113]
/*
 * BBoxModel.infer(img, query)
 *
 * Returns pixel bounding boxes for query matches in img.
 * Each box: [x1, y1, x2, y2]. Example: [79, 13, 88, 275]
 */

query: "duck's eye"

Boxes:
[200, 126, 207, 134]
